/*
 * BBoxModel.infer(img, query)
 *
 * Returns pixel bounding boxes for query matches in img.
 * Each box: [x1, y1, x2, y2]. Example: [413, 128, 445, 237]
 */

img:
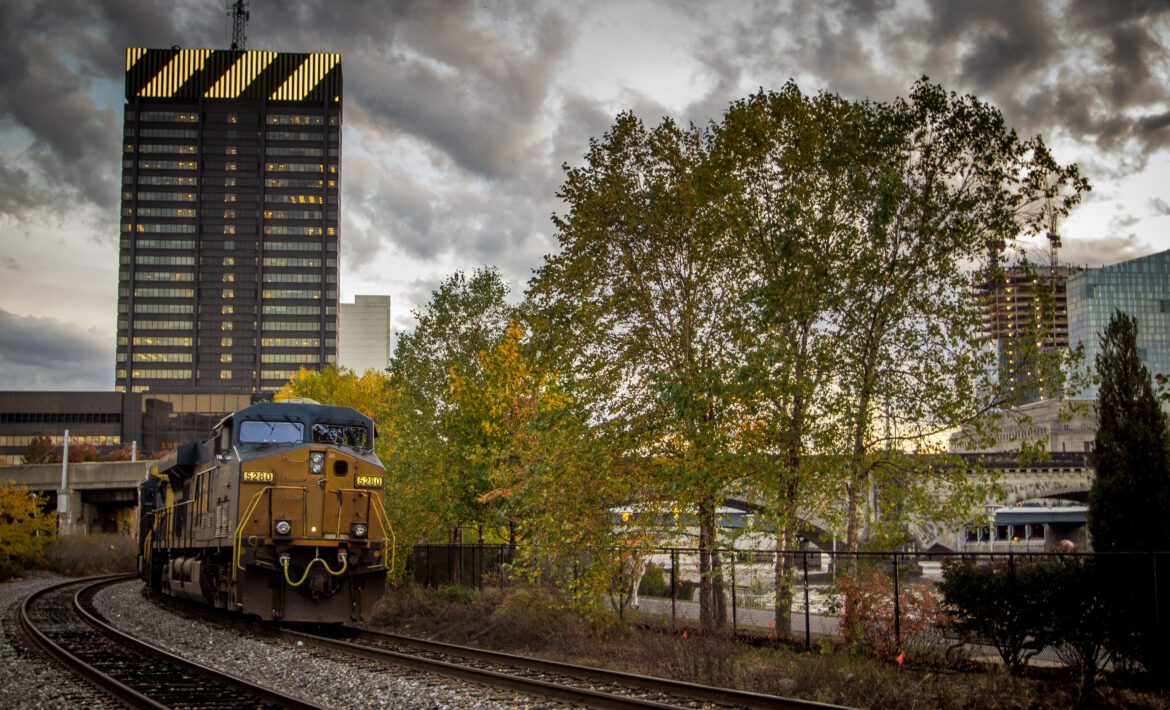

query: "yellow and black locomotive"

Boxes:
[138, 400, 391, 622]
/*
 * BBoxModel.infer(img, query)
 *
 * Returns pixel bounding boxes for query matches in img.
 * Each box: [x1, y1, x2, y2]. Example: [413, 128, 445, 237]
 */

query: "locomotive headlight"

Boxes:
[351, 523, 368, 539]
[309, 451, 325, 473]
[274, 519, 292, 536]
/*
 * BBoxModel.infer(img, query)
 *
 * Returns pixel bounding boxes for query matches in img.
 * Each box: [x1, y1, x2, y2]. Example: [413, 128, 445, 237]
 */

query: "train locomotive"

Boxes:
[137, 400, 392, 622]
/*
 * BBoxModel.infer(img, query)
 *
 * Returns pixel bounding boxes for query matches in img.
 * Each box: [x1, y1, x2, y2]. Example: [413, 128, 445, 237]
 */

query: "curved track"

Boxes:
[19, 575, 322, 710]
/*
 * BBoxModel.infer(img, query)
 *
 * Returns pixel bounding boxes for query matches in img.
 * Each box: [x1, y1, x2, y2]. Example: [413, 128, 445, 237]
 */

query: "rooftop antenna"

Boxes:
[229, 0, 249, 50]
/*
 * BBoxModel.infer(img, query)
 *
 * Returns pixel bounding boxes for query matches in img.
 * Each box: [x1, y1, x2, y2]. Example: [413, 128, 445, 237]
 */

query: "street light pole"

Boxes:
[58, 429, 69, 534]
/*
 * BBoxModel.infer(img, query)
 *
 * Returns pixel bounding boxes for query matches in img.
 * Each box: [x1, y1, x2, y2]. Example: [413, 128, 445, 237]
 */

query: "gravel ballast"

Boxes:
[89, 579, 546, 709]
[0, 573, 119, 709]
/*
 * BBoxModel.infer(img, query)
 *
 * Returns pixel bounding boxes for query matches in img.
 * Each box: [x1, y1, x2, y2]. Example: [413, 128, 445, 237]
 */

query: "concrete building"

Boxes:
[339, 295, 391, 374]
[0, 390, 265, 465]
[117, 47, 342, 394]
[1067, 248, 1170, 398]
[949, 398, 1097, 455]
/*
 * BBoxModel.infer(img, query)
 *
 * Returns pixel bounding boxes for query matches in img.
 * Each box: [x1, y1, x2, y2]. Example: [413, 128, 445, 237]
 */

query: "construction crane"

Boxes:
[229, 0, 249, 51]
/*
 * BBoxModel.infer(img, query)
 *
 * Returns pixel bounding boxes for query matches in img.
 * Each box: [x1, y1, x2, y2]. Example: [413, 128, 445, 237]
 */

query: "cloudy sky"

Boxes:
[2, 0, 1170, 391]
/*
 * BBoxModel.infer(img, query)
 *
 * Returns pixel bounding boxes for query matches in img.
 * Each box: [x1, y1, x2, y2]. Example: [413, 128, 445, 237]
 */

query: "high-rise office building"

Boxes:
[1068, 248, 1170, 398]
[117, 48, 341, 393]
[982, 264, 1077, 403]
[339, 295, 391, 374]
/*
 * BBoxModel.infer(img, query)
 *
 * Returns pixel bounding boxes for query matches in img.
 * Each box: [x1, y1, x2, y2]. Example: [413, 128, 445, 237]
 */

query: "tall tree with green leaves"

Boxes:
[1088, 310, 1170, 676]
[713, 84, 878, 635]
[530, 113, 747, 629]
[388, 267, 514, 554]
[1089, 311, 1170, 552]
[447, 321, 646, 605]
[813, 81, 1087, 637]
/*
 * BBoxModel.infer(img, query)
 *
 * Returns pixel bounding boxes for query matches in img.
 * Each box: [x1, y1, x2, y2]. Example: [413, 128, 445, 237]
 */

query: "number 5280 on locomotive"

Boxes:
[138, 400, 392, 622]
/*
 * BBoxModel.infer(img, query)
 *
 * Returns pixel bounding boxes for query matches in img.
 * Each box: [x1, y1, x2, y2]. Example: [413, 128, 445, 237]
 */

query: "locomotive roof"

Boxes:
[216, 401, 373, 430]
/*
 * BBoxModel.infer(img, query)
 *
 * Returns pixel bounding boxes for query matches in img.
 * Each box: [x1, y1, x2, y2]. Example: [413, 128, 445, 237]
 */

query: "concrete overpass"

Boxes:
[2, 461, 152, 535]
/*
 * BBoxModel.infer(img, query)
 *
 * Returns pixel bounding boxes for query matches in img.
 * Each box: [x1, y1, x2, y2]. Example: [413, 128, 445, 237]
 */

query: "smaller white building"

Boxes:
[949, 398, 1097, 455]
[338, 295, 391, 375]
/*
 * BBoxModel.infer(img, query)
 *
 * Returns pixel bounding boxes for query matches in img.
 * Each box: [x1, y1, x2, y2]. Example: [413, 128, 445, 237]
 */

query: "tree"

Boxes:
[825, 80, 1086, 551]
[713, 84, 876, 636]
[0, 481, 56, 580]
[708, 80, 1085, 637]
[276, 364, 394, 424]
[1089, 310, 1170, 552]
[21, 436, 55, 465]
[447, 321, 646, 604]
[388, 267, 514, 562]
[1088, 310, 1170, 677]
[530, 113, 748, 629]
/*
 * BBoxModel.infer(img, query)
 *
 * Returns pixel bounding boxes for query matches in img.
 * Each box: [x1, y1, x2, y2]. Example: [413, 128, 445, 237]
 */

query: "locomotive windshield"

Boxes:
[239, 420, 304, 444]
[312, 422, 370, 449]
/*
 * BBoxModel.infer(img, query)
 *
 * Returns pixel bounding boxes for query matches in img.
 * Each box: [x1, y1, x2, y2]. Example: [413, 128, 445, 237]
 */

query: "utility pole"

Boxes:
[58, 430, 70, 534]
[229, 0, 250, 51]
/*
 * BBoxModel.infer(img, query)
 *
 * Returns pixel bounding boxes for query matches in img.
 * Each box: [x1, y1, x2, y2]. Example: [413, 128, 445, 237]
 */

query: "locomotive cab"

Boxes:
[138, 400, 390, 623]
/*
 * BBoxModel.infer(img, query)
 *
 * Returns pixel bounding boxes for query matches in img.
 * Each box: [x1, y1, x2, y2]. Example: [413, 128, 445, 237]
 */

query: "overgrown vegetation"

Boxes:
[375, 582, 1167, 709]
[0, 481, 55, 580]
[939, 556, 1165, 687]
[45, 534, 137, 576]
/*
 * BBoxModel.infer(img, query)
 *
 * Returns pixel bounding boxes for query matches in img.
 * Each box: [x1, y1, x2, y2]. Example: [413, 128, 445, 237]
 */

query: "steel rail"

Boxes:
[283, 627, 851, 710]
[284, 627, 685, 709]
[19, 575, 323, 710]
[343, 628, 850, 710]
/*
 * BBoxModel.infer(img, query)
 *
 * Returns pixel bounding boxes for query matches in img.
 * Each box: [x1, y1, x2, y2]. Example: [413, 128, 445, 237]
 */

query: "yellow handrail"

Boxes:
[233, 487, 272, 579]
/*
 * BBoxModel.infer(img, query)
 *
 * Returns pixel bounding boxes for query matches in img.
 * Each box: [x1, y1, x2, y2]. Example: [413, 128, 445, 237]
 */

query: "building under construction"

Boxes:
[982, 264, 1081, 404]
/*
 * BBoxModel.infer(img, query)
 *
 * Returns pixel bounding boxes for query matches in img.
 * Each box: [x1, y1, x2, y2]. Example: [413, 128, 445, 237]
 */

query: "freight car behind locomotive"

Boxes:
[138, 400, 391, 622]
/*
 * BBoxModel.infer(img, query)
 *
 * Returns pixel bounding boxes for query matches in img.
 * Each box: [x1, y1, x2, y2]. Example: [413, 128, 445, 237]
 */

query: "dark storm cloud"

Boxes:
[260, 1, 570, 181]
[717, 0, 1170, 163]
[0, 0, 196, 222]
[0, 309, 113, 390]
[921, 1, 1058, 91]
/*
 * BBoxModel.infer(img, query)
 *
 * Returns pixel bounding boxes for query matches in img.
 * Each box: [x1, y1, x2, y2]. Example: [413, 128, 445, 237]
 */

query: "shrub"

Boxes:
[938, 558, 1062, 676]
[829, 567, 946, 661]
[638, 563, 668, 597]
[435, 584, 479, 604]
[1046, 558, 1113, 689]
[45, 534, 137, 576]
[0, 481, 55, 580]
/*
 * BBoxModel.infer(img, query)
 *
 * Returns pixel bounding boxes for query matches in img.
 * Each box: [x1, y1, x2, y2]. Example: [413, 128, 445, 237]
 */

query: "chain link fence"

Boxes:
[410, 543, 1167, 677]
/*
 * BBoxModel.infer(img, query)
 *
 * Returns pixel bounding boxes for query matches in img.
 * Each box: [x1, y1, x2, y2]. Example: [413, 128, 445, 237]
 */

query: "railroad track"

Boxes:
[140, 582, 852, 709]
[19, 575, 321, 710]
[286, 626, 850, 710]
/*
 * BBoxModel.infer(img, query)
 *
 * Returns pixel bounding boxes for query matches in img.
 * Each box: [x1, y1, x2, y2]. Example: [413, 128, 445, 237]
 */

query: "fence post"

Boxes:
[476, 540, 482, 590]
[731, 551, 737, 633]
[425, 544, 432, 587]
[802, 548, 811, 650]
[1153, 552, 1163, 691]
[671, 548, 678, 627]
[892, 552, 901, 655]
